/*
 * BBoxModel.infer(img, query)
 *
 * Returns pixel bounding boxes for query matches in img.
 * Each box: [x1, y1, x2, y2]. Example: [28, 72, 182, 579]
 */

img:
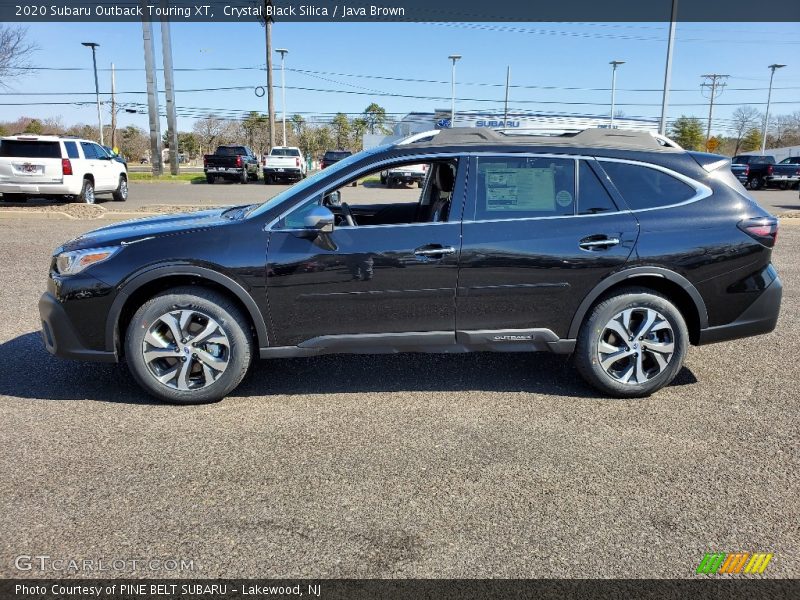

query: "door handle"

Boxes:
[579, 237, 620, 250]
[414, 246, 456, 257]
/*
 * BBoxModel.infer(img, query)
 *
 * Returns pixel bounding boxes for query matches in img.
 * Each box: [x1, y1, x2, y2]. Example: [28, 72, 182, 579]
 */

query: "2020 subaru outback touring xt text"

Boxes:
[39, 128, 782, 404]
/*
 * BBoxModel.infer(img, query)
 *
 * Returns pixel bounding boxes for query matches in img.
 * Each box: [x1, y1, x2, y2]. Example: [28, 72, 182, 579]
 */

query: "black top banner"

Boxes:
[2, 0, 800, 22]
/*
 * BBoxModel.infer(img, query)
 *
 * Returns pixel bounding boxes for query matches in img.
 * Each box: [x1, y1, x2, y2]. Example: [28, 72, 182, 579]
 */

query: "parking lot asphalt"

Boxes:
[1, 179, 797, 215]
[0, 211, 798, 579]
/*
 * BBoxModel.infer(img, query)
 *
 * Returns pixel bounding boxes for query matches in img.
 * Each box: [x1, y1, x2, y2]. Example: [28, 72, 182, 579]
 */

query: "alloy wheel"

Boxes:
[597, 307, 675, 385]
[142, 309, 230, 391]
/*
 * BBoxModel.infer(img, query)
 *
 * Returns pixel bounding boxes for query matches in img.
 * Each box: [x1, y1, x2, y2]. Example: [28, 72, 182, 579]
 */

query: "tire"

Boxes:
[748, 176, 763, 191]
[112, 175, 128, 202]
[78, 178, 95, 204]
[125, 287, 253, 405]
[206, 175, 215, 184]
[351, 180, 358, 187]
[380, 172, 387, 185]
[239, 170, 248, 184]
[574, 287, 688, 398]
[417, 181, 424, 188]
[2, 193, 27, 202]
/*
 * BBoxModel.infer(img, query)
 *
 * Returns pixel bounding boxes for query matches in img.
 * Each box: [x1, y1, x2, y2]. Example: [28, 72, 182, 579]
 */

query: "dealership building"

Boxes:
[364, 109, 659, 148]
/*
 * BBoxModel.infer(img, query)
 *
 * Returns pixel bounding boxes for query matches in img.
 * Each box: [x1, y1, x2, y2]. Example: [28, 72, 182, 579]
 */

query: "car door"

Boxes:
[265, 158, 467, 348]
[92, 143, 117, 190]
[457, 154, 639, 342]
[80, 142, 109, 190]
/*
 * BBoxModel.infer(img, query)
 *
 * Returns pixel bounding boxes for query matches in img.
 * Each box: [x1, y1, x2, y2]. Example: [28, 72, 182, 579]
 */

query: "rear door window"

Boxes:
[474, 156, 575, 220]
[80, 142, 98, 159]
[64, 141, 79, 159]
[599, 161, 696, 210]
[0, 140, 61, 159]
[578, 161, 618, 215]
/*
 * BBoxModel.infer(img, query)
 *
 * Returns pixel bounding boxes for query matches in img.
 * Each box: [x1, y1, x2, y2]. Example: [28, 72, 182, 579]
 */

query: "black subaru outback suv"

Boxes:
[39, 128, 782, 404]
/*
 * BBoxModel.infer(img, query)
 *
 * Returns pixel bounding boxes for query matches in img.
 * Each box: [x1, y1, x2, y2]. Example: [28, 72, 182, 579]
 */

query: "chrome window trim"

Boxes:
[595, 157, 712, 213]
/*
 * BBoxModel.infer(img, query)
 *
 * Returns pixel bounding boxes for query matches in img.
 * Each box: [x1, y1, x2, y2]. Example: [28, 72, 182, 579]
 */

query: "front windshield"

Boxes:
[247, 145, 390, 218]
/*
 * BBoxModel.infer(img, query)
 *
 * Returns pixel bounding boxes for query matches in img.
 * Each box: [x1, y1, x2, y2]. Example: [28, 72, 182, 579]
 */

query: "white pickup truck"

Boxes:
[263, 147, 306, 184]
[380, 163, 428, 188]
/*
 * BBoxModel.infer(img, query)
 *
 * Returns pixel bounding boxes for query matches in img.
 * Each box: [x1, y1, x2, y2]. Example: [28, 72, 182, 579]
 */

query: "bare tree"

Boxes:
[729, 106, 761, 155]
[0, 26, 37, 87]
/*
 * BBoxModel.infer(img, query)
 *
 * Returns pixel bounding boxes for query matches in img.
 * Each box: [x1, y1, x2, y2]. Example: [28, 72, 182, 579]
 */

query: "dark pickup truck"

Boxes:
[731, 154, 800, 190]
[203, 145, 260, 184]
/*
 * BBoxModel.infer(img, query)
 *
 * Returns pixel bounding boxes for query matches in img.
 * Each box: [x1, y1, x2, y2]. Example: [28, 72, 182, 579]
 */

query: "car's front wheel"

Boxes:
[574, 288, 688, 398]
[125, 287, 253, 404]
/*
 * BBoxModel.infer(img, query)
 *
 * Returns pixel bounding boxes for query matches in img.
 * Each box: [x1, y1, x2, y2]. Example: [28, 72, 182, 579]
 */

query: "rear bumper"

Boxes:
[697, 275, 782, 345]
[264, 167, 303, 178]
[766, 175, 800, 184]
[38, 292, 117, 362]
[0, 182, 81, 196]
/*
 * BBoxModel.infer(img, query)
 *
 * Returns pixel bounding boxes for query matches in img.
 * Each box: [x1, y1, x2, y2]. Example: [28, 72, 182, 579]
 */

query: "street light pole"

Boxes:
[276, 48, 288, 146]
[761, 63, 786, 155]
[448, 54, 461, 127]
[659, 0, 678, 135]
[609, 60, 625, 129]
[82, 42, 103, 145]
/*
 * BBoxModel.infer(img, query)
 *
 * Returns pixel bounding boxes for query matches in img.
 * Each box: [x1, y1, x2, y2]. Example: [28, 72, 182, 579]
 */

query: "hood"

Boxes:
[57, 206, 242, 253]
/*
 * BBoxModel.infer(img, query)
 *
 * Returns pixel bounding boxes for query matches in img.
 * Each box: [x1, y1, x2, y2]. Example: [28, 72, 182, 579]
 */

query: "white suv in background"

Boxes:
[0, 135, 128, 204]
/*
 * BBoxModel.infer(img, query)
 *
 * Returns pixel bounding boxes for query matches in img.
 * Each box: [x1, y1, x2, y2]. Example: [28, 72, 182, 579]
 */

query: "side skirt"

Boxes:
[259, 329, 576, 359]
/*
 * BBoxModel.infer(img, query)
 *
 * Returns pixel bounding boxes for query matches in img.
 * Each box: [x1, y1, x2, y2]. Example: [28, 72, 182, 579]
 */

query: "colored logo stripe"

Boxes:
[696, 552, 773, 574]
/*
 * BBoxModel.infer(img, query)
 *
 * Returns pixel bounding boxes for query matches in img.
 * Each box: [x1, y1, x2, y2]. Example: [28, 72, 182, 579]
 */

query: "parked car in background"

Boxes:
[731, 155, 776, 190]
[767, 156, 800, 190]
[204, 145, 259, 184]
[380, 163, 428, 188]
[263, 147, 306, 184]
[39, 128, 782, 404]
[320, 150, 352, 170]
[0, 135, 128, 204]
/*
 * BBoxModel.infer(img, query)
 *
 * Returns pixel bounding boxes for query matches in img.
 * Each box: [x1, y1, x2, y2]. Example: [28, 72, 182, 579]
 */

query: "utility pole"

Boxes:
[161, 3, 179, 175]
[761, 63, 787, 155]
[110, 62, 116, 149]
[276, 48, 288, 146]
[659, 0, 678, 135]
[701, 74, 729, 145]
[263, 0, 275, 150]
[141, 6, 162, 176]
[503, 65, 510, 128]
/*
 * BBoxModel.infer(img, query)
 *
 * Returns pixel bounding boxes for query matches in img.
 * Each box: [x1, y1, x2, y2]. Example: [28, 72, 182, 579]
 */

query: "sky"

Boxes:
[2, 20, 799, 136]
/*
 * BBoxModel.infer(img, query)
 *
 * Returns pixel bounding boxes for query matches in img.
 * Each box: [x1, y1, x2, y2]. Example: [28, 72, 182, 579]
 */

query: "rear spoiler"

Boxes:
[688, 151, 730, 172]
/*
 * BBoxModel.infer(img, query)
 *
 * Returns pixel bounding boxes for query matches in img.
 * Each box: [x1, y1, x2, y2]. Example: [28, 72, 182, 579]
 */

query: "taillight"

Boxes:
[296, 157, 300, 167]
[61, 159, 73, 176]
[744, 165, 750, 176]
[236, 155, 242, 167]
[738, 217, 778, 247]
[767, 165, 773, 175]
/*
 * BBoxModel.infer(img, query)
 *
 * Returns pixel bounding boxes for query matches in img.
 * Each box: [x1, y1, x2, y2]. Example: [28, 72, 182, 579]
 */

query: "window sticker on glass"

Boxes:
[484, 168, 556, 211]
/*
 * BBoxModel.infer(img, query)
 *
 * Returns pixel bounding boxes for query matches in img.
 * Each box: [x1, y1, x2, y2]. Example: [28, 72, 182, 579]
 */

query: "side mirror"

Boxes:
[304, 205, 335, 233]
[324, 190, 341, 206]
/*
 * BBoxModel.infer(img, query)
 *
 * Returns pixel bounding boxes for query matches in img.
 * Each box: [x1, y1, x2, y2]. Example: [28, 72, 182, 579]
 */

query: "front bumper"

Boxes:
[38, 292, 117, 362]
[697, 274, 782, 345]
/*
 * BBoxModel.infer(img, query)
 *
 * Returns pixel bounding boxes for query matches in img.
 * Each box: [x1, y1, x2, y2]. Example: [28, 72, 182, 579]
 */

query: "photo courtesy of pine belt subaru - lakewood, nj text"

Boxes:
[38, 128, 782, 404]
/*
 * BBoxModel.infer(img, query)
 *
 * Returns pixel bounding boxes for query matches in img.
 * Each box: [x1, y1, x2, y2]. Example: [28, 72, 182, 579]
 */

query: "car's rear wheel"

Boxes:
[748, 176, 763, 190]
[574, 288, 688, 398]
[112, 175, 128, 202]
[78, 178, 95, 204]
[125, 287, 253, 404]
[239, 170, 248, 184]
[206, 175, 215, 184]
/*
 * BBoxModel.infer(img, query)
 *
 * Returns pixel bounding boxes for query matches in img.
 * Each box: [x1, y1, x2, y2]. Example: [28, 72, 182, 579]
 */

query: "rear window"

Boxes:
[600, 161, 696, 210]
[216, 147, 245, 156]
[272, 148, 300, 157]
[64, 141, 79, 159]
[324, 151, 350, 160]
[0, 140, 61, 159]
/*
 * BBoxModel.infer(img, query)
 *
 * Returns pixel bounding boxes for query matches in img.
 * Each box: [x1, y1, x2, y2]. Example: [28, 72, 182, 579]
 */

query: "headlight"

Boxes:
[55, 246, 122, 275]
